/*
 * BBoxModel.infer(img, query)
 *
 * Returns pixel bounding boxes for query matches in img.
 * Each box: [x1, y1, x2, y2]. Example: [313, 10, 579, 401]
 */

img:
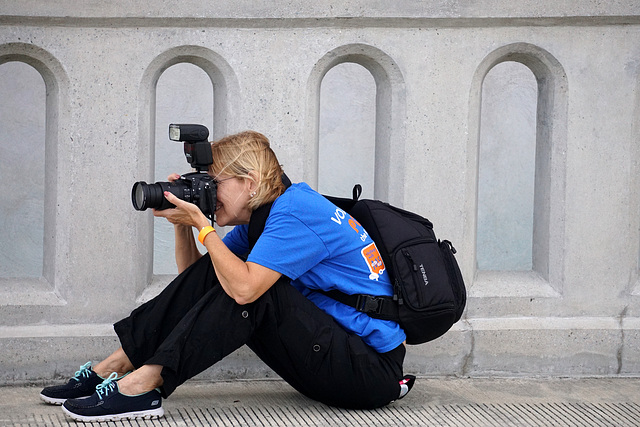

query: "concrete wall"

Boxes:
[1, 1, 640, 383]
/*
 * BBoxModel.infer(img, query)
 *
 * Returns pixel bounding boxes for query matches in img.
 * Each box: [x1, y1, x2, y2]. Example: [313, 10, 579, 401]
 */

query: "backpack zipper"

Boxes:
[401, 247, 431, 308]
[394, 278, 404, 305]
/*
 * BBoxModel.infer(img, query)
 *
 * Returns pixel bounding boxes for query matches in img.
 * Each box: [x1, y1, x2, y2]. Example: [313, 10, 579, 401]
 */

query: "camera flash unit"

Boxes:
[168, 124, 209, 143]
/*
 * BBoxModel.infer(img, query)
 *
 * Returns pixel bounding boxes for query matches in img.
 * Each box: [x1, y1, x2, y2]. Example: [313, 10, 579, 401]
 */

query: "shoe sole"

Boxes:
[40, 393, 94, 406]
[61, 405, 164, 422]
[39, 393, 66, 405]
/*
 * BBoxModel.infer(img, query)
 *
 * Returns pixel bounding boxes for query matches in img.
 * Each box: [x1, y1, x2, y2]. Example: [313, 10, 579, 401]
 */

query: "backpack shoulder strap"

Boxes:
[247, 202, 272, 251]
[247, 173, 292, 251]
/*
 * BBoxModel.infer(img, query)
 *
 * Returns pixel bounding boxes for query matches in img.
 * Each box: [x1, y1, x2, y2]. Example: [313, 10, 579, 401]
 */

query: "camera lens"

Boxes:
[132, 181, 169, 211]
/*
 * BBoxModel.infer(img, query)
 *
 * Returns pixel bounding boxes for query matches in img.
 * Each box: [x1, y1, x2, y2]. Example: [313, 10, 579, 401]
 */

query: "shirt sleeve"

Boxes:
[246, 209, 329, 280]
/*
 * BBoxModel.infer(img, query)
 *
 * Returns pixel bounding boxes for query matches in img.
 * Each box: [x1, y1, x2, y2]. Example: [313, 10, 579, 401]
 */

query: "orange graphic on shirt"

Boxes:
[348, 217, 360, 233]
[361, 242, 385, 281]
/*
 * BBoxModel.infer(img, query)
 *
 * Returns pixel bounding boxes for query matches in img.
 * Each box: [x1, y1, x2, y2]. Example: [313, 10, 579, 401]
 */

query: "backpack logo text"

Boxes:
[419, 264, 429, 286]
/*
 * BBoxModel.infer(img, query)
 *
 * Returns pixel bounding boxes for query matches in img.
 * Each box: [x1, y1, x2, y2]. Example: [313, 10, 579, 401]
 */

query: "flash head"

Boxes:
[168, 124, 212, 171]
[168, 124, 209, 143]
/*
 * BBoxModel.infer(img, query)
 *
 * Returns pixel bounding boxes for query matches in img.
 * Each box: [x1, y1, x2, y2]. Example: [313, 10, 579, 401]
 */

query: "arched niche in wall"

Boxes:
[477, 61, 537, 272]
[153, 63, 214, 275]
[305, 44, 406, 205]
[136, 46, 239, 290]
[0, 61, 46, 278]
[466, 43, 568, 297]
[632, 67, 640, 298]
[318, 62, 376, 199]
[0, 43, 68, 305]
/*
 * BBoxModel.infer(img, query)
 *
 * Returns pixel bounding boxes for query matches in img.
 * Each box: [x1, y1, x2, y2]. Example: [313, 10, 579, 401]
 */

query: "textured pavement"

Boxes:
[2, 377, 640, 426]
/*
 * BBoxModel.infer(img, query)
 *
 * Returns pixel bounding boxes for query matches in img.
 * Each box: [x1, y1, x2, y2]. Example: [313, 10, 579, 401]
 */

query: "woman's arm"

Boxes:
[198, 229, 282, 304]
[173, 224, 202, 274]
[154, 192, 281, 304]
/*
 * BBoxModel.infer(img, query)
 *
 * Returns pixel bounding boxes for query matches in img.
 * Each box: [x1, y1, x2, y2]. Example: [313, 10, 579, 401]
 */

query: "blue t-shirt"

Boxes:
[223, 182, 406, 353]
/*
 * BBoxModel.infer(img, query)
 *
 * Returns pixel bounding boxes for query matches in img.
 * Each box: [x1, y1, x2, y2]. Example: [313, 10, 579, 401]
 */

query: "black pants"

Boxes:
[114, 254, 405, 409]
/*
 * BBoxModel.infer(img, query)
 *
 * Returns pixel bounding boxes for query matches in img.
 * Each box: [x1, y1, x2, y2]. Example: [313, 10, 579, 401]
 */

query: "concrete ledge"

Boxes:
[2, 317, 639, 385]
[0, 278, 65, 307]
[470, 270, 560, 298]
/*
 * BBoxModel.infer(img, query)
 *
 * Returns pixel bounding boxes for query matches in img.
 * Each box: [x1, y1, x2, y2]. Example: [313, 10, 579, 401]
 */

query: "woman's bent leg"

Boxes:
[140, 281, 256, 397]
[115, 268, 404, 408]
[114, 254, 218, 369]
[247, 279, 405, 409]
[115, 255, 261, 397]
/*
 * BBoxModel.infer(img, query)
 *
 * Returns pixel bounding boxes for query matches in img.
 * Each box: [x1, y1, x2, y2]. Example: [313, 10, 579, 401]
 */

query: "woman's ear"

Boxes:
[246, 170, 260, 193]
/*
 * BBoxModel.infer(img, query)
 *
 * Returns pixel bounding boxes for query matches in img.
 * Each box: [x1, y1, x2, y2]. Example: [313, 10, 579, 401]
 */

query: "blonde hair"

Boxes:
[209, 131, 286, 210]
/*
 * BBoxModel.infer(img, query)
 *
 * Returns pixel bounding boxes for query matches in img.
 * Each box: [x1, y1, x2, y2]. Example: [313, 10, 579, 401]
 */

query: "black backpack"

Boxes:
[248, 184, 466, 345]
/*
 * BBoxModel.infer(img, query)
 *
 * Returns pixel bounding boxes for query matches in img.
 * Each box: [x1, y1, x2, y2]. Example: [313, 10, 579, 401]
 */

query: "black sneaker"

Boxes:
[40, 362, 105, 405]
[62, 372, 164, 422]
[398, 375, 416, 399]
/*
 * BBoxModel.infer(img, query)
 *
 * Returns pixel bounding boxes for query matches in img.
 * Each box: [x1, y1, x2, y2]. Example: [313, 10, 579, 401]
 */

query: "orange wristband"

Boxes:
[198, 226, 216, 244]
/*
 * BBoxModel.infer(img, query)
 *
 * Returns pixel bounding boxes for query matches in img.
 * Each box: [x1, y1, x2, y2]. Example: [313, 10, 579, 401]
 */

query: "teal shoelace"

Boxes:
[95, 372, 119, 399]
[71, 362, 92, 382]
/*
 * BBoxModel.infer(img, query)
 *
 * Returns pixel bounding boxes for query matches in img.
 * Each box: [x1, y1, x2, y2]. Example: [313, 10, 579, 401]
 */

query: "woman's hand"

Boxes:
[152, 173, 210, 230]
[152, 191, 210, 230]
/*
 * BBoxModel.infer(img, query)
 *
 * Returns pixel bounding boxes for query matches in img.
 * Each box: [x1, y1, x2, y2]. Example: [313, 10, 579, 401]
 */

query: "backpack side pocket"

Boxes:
[438, 240, 466, 322]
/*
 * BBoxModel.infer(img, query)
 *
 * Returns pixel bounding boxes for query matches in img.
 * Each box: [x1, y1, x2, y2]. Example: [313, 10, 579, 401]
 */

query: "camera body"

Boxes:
[131, 124, 218, 219]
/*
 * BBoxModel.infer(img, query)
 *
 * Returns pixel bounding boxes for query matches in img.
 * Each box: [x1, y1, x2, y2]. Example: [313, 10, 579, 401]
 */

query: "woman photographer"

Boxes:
[40, 130, 408, 422]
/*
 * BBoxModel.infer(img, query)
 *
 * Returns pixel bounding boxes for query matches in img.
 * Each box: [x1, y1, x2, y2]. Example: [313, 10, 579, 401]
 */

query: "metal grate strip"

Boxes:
[4, 403, 640, 426]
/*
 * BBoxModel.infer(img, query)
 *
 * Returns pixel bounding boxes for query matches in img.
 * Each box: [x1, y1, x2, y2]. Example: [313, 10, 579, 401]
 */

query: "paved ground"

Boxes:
[2, 377, 640, 426]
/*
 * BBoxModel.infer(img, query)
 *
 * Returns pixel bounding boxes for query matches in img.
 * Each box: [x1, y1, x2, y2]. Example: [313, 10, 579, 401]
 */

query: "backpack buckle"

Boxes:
[356, 295, 384, 314]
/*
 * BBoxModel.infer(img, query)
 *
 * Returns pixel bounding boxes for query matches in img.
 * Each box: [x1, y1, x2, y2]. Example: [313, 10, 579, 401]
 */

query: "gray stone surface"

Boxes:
[0, 1, 640, 384]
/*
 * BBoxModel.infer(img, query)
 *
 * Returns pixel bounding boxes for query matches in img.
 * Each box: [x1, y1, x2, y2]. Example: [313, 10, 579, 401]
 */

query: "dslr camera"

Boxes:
[131, 124, 218, 219]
